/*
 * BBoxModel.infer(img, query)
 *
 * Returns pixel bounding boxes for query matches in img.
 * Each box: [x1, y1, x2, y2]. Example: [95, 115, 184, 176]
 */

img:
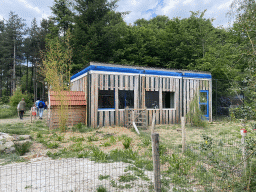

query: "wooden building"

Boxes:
[47, 91, 87, 129]
[71, 62, 212, 128]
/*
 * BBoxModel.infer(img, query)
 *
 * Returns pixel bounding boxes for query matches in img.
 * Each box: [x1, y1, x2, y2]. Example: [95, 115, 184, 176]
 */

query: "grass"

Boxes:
[1, 116, 255, 191]
[14, 141, 32, 156]
[0, 105, 17, 119]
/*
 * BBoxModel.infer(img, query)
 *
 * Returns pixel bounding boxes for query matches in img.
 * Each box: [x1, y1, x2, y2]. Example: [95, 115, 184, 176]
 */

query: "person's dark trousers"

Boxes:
[19, 110, 24, 119]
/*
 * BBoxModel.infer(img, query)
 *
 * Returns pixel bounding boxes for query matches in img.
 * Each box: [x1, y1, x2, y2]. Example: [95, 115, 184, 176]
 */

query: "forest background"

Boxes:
[0, 0, 255, 117]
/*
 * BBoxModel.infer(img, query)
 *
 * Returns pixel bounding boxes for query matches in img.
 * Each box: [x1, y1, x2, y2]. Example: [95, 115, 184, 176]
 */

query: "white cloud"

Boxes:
[162, 0, 180, 15]
[0, 14, 3, 20]
[18, 0, 41, 13]
[217, 0, 232, 10]
[183, 0, 194, 5]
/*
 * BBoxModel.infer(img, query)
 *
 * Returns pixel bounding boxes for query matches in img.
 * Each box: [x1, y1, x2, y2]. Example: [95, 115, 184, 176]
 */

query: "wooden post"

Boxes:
[152, 110, 156, 134]
[152, 133, 161, 192]
[181, 117, 186, 153]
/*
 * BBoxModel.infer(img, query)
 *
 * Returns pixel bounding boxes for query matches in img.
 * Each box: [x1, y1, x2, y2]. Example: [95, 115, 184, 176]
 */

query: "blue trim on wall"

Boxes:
[71, 65, 212, 80]
[199, 90, 209, 120]
[184, 73, 211, 79]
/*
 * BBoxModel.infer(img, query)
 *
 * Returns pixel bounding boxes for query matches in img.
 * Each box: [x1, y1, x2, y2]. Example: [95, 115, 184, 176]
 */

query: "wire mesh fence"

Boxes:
[160, 132, 255, 191]
[0, 157, 155, 192]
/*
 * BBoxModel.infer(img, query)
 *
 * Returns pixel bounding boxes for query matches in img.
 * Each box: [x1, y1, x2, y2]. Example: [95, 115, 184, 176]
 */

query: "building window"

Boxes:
[119, 90, 134, 109]
[146, 91, 159, 108]
[163, 92, 175, 108]
[98, 90, 115, 109]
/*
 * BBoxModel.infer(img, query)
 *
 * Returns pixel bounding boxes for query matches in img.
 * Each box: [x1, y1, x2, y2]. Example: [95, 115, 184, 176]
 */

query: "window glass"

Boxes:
[98, 90, 115, 108]
[163, 92, 175, 108]
[146, 91, 159, 108]
[119, 90, 134, 109]
[200, 105, 207, 115]
[200, 92, 207, 103]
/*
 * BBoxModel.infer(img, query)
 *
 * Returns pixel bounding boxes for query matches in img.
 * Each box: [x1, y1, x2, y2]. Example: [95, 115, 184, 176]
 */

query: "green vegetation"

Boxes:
[0, 105, 17, 119]
[98, 175, 110, 180]
[96, 185, 107, 192]
[14, 141, 32, 156]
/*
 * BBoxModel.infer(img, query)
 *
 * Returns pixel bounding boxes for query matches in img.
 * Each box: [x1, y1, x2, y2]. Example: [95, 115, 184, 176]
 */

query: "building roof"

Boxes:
[49, 91, 86, 106]
[71, 62, 212, 81]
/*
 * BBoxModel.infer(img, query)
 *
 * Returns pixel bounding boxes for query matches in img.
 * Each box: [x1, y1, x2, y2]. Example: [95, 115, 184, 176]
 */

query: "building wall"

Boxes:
[48, 106, 86, 129]
[71, 71, 212, 128]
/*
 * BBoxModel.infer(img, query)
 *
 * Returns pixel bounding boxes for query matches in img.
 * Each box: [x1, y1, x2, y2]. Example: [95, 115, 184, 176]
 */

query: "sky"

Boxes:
[0, 0, 236, 29]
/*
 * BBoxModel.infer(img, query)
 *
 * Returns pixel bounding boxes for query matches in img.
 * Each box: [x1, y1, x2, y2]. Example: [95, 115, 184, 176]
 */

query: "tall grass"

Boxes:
[0, 105, 17, 119]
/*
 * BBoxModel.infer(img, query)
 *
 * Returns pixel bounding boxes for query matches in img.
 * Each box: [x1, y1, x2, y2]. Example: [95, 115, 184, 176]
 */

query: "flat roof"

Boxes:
[71, 62, 212, 81]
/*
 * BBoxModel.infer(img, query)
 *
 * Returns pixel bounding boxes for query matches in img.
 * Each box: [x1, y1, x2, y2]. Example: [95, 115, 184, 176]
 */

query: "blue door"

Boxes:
[199, 90, 209, 120]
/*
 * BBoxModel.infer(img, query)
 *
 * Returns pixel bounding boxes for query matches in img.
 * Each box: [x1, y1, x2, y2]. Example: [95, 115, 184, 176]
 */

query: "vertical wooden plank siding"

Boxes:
[159, 77, 163, 124]
[166, 78, 170, 91]
[94, 74, 99, 128]
[156, 110, 159, 124]
[130, 76, 134, 90]
[155, 77, 159, 91]
[104, 111, 109, 126]
[163, 77, 166, 91]
[110, 75, 114, 90]
[119, 75, 123, 90]
[90, 74, 95, 128]
[176, 78, 179, 123]
[149, 110, 152, 125]
[179, 79, 182, 120]
[151, 76, 154, 91]
[209, 80, 212, 122]
[99, 111, 103, 127]
[146, 76, 149, 91]
[99, 74, 103, 90]
[105, 75, 108, 90]
[190, 80, 194, 103]
[125, 75, 129, 90]
[186, 79, 190, 118]
[119, 111, 124, 126]
[169, 110, 173, 124]
[165, 110, 169, 124]
[110, 111, 114, 126]
[183, 79, 186, 117]
[162, 110, 166, 124]
[115, 75, 119, 126]
[134, 75, 139, 109]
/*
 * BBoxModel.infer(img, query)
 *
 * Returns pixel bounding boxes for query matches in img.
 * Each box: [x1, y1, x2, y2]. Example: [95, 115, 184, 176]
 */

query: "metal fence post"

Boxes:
[152, 133, 161, 192]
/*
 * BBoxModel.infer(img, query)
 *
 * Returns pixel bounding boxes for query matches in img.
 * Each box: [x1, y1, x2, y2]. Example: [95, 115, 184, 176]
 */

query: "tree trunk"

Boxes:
[26, 55, 28, 92]
[12, 38, 16, 95]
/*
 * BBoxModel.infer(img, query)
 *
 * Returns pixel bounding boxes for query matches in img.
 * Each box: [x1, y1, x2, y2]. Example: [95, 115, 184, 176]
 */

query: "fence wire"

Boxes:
[0, 157, 154, 192]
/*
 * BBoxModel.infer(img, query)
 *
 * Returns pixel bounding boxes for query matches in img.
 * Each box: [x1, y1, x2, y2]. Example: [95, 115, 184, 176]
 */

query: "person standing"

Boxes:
[18, 98, 26, 119]
[38, 99, 45, 119]
[35, 98, 40, 117]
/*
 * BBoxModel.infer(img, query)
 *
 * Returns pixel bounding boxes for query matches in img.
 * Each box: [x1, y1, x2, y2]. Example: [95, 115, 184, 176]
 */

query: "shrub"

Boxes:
[186, 93, 207, 128]
[14, 141, 32, 156]
[9, 86, 33, 110]
[229, 106, 256, 120]
[0, 105, 17, 119]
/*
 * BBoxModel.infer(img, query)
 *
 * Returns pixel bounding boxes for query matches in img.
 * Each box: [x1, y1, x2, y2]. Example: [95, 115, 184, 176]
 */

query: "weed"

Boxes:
[109, 136, 116, 144]
[96, 185, 107, 192]
[70, 142, 84, 152]
[98, 174, 110, 180]
[14, 141, 32, 156]
[37, 133, 42, 138]
[77, 151, 90, 158]
[46, 142, 59, 149]
[102, 141, 111, 147]
[70, 136, 85, 142]
[118, 173, 137, 182]
[123, 137, 132, 149]
[87, 135, 99, 142]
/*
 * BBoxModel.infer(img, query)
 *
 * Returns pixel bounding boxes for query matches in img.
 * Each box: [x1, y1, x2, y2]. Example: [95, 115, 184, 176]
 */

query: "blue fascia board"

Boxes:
[143, 69, 182, 77]
[184, 73, 211, 79]
[71, 65, 212, 80]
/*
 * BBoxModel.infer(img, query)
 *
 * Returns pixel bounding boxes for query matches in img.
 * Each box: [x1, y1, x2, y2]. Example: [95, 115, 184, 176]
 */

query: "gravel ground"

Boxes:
[0, 110, 47, 125]
[0, 157, 154, 192]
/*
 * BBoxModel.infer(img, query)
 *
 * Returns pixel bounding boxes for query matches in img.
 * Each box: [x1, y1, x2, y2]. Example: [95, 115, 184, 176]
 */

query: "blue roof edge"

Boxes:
[71, 65, 211, 80]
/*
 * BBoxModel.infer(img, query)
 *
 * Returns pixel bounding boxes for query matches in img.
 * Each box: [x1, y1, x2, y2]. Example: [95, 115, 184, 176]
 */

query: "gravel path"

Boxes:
[0, 157, 154, 192]
[0, 111, 48, 124]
